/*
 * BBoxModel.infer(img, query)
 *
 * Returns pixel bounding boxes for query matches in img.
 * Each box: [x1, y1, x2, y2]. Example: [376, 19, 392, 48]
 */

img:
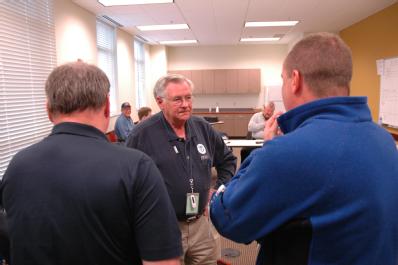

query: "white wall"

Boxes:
[54, 0, 97, 64]
[167, 44, 288, 109]
[147, 45, 168, 113]
[54, 0, 138, 132]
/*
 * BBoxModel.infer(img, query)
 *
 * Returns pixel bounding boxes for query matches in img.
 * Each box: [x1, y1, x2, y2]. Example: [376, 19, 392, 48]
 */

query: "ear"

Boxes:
[46, 100, 54, 123]
[156, 96, 164, 109]
[104, 96, 110, 118]
[290, 69, 302, 96]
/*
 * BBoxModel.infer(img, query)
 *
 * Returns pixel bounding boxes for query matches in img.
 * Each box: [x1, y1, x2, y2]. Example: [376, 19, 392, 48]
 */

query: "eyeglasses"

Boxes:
[165, 95, 193, 106]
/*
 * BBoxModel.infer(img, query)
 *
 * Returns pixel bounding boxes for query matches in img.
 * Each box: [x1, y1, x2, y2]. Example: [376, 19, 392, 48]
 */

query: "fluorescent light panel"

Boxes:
[245, 21, 299, 27]
[159, 40, 197, 44]
[137, 24, 189, 31]
[98, 0, 173, 6]
[240, 37, 280, 42]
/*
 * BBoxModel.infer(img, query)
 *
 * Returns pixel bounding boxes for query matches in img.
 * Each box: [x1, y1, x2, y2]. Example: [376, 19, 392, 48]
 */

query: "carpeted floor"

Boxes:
[220, 236, 259, 265]
[215, 148, 259, 265]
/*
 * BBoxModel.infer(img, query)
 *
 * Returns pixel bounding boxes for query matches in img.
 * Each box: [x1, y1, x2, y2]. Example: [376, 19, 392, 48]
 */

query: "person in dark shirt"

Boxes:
[126, 74, 237, 265]
[0, 61, 182, 265]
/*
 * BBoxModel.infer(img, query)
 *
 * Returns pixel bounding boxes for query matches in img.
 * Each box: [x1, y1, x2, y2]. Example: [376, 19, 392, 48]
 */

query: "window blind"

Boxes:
[134, 39, 146, 108]
[0, 0, 56, 178]
[96, 19, 117, 114]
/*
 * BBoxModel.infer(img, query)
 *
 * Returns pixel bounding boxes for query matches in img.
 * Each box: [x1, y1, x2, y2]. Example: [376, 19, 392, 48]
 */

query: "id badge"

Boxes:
[185, 193, 199, 215]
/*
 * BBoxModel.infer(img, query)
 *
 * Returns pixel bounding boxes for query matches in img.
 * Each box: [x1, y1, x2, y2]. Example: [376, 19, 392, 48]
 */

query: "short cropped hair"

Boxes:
[153, 74, 194, 98]
[121, 102, 131, 111]
[283, 32, 352, 97]
[138, 107, 152, 120]
[265, 101, 275, 109]
[45, 61, 110, 115]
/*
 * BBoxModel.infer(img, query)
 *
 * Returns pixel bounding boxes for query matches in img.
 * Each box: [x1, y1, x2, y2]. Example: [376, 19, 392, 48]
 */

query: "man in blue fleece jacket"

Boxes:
[210, 32, 398, 265]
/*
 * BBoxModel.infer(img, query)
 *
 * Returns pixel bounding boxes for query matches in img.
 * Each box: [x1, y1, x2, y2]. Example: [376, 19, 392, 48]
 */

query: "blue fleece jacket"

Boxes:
[210, 97, 398, 265]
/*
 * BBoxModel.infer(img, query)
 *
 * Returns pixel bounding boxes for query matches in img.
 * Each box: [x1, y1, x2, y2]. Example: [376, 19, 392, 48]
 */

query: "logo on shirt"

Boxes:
[197, 144, 206, 154]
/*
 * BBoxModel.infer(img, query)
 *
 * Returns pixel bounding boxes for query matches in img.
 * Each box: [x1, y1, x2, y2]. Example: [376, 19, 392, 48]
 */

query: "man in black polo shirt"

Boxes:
[126, 74, 237, 265]
[0, 62, 182, 265]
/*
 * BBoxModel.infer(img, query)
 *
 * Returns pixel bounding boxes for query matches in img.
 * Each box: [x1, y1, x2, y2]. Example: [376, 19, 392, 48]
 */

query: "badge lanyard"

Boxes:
[161, 114, 195, 193]
[161, 115, 199, 215]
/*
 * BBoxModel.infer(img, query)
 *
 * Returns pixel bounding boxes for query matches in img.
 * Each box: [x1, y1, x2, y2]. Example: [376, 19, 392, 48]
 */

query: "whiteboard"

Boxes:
[378, 57, 398, 128]
[265, 85, 285, 113]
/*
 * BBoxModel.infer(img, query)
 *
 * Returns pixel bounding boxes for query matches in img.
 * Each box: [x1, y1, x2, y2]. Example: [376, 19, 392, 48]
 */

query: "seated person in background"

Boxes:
[0, 61, 182, 265]
[138, 106, 152, 122]
[248, 101, 275, 139]
[114, 102, 135, 142]
[240, 101, 275, 163]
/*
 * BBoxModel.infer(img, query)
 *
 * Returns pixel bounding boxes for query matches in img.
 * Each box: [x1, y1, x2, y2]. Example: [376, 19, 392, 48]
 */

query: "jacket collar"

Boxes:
[277, 97, 371, 134]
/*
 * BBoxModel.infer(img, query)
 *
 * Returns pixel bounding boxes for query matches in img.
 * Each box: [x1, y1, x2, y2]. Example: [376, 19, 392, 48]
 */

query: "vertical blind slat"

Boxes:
[0, 0, 56, 178]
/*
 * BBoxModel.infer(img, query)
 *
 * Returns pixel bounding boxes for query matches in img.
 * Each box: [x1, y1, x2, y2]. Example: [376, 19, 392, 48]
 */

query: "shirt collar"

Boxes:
[277, 96, 371, 134]
[159, 112, 196, 142]
[50, 122, 108, 141]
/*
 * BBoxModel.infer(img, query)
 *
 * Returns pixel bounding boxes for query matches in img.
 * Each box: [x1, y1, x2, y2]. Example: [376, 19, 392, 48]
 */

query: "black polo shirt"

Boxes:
[126, 112, 236, 219]
[0, 122, 182, 265]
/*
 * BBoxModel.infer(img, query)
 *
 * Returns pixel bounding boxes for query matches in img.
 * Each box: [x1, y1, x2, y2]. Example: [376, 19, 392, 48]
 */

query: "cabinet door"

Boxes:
[168, 70, 192, 80]
[190, 70, 203, 94]
[234, 114, 251, 137]
[214, 70, 227, 94]
[248, 69, 261, 93]
[238, 69, 249, 94]
[215, 114, 234, 137]
[202, 70, 215, 94]
[226, 69, 239, 94]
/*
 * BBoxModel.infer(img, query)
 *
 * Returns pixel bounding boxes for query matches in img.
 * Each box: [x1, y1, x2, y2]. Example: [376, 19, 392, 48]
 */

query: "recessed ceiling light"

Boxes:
[240, 37, 280, 42]
[137, 24, 189, 31]
[159, 40, 197, 45]
[98, 0, 173, 6]
[244, 21, 299, 27]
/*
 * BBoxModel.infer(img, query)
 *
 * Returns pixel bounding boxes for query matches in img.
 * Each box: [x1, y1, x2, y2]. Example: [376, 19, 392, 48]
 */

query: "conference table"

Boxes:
[224, 139, 264, 148]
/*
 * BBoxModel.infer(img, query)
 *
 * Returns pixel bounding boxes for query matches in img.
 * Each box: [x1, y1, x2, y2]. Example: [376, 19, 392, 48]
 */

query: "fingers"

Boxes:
[264, 112, 283, 142]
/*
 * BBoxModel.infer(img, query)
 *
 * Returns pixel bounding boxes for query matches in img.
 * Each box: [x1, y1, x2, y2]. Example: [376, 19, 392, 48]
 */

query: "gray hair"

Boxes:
[284, 32, 352, 97]
[153, 74, 194, 98]
[45, 61, 110, 114]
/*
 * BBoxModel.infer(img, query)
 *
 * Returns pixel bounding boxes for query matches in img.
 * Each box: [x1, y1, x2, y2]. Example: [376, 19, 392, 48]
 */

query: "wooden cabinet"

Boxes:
[237, 69, 249, 93]
[197, 113, 252, 137]
[168, 68, 261, 94]
[202, 70, 215, 94]
[214, 70, 227, 94]
[248, 69, 261, 93]
[190, 70, 203, 94]
[227, 69, 239, 93]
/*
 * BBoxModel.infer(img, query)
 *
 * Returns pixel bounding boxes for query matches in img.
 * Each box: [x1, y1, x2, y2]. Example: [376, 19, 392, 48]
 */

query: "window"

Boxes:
[0, 0, 56, 178]
[96, 19, 117, 114]
[134, 39, 146, 108]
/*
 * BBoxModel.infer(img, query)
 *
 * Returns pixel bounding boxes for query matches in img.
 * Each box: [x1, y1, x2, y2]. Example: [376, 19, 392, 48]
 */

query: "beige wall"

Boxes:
[340, 2, 398, 138]
[167, 44, 287, 109]
[147, 45, 168, 113]
[54, 0, 141, 131]
[54, 0, 97, 64]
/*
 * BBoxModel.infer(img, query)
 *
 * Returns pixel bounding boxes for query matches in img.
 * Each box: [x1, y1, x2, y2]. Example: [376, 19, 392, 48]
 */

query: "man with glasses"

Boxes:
[126, 74, 237, 265]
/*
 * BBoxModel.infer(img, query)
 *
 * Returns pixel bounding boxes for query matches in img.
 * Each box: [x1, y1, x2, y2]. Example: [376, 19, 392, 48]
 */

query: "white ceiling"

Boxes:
[72, 0, 397, 46]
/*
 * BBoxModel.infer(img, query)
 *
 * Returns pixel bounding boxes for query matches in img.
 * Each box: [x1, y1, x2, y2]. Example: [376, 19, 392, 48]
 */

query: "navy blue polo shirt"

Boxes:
[126, 112, 236, 220]
[0, 122, 182, 265]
